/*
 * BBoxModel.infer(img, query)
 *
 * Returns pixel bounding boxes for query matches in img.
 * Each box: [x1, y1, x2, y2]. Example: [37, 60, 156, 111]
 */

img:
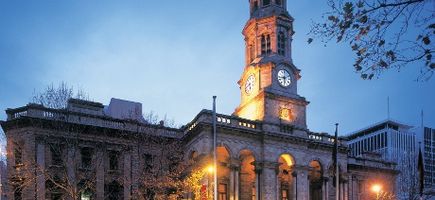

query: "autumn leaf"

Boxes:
[308, 38, 313, 44]
[422, 36, 431, 45]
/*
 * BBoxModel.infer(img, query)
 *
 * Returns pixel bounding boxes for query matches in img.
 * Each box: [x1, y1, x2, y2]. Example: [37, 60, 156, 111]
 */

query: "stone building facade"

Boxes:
[1, 0, 398, 200]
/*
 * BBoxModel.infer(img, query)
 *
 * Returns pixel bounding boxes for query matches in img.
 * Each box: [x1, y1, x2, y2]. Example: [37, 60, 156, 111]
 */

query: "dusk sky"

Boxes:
[0, 1, 434, 137]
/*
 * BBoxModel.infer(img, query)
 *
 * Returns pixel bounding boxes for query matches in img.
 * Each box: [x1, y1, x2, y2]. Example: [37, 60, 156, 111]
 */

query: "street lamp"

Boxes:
[206, 165, 215, 200]
[371, 184, 382, 200]
[206, 165, 215, 174]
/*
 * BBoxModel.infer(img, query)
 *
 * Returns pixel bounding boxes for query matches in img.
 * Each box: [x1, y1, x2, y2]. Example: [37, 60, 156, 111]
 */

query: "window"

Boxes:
[218, 183, 227, 200]
[263, 0, 270, 6]
[278, 32, 286, 56]
[14, 147, 23, 166]
[106, 181, 122, 200]
[261, 35, 271, 55]
[281, 187, 289, 200]
[50, 145, 63, 166]
[81, 147, 92, 169]
[81, 189, 92, 200]
[250, 45, 255, 62]
[253, 1, 259, 11]
[276, 0, 282, 5]
[144, 154, 154, 173]
[251, 185, 256, 200]
[14, 185, 22, 200]
[109, 151, 119, 171]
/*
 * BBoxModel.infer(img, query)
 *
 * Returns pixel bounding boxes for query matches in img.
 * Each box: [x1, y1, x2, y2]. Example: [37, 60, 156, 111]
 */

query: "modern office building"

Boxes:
[412, 126, 435, 195]
[347, 119, 434, 199]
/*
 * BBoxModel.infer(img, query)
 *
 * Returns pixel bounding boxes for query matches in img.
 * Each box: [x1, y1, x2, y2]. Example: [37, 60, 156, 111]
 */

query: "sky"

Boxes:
[0, 0, 434, 138]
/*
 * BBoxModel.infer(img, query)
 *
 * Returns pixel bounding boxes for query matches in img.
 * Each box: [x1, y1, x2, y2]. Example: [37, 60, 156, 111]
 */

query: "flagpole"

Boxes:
[212, 96, 217, 200]
[335, 123, 339, 200]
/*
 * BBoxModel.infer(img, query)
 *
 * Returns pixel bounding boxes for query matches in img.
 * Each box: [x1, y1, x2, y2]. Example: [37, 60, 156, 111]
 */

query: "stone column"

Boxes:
[235, 168, 240, 200]
[343, 179, 349, 200]
[255, 166, 262, 200]
[292, 171, 298, 200]
[36, 143, 45, 200]
[230, 167, 235, 200]
[123, 152, 131, 200]
[261, 162, 278, 200]
[295, 166, 309, 200]
[66, 146, 77, 200]
[96, 149, 105, 199]
[322, 177, 329, 200]
[130, 145, 140, 198]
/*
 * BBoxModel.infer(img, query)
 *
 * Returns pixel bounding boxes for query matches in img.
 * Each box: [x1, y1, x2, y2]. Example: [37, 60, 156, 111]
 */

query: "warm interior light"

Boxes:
[206, 165, 215, 174]
[281, 154, 294, 167]
[371, 184, 382, 193]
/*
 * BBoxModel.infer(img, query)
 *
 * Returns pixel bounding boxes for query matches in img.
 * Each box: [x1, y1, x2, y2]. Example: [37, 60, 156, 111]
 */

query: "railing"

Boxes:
[6, 105, 182, 138]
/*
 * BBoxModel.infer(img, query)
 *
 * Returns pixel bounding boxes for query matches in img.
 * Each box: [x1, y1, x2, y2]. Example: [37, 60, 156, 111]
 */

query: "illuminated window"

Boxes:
[252, 185, 256, 200]
[218, 184, 227, 200]
[80, 189, 92, 200]
[281, 184, 289, 200]
[261, 35, 271, 55]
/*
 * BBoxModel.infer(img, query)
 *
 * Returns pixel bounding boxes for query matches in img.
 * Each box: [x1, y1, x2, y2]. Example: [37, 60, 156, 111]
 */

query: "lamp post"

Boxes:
[371, 184, 382, 200]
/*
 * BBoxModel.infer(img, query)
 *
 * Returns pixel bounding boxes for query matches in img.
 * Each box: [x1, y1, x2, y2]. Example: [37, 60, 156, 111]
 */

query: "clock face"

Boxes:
[277, 69, 291, 87]
[245, 75, 255, 94]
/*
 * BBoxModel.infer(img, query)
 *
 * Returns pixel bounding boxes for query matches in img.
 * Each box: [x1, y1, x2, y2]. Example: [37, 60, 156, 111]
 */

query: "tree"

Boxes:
[32, 82, 88, 109]
[309, 0, 434, 80]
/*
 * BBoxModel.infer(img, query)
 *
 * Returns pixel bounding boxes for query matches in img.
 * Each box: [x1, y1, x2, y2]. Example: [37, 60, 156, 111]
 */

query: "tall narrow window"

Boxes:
[51, 144, 63, 166]
[253, 1, 259, 11]
[14, 147, 23, 166]
[81, 147, 92, 169]
[261, 35, 271, 55]
[144, 154, 154, 173]
[251, 185, 256, 200]
[278, 32, 286, 56]
[261, 35, 267, 55]
[263, 0, 270, 6]
[109, 151, 119, 171]
[14, 185, 22, 200]
[250, 45, 255, 62]
[281, 183, 289, 200]
[218, 184, 227, 200]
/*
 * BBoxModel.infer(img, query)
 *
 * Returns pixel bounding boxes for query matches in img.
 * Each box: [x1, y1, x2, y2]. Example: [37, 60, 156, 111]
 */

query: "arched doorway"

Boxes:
[309, 160, 323, 200]
[216, 146, 231, 200]
[278, 154, 295, 200]
[239, 149, 256, 200]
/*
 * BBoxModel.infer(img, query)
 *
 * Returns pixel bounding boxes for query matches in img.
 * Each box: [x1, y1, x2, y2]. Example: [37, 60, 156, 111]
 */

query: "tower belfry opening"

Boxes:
[235, 0, 308, 129]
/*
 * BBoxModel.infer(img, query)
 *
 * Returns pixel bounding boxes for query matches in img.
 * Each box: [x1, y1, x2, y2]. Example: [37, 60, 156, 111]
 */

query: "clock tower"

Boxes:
[234, 0, 309, 129]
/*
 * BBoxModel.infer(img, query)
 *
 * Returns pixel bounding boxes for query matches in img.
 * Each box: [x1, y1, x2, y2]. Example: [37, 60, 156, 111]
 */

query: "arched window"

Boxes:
[261, 35, 271, 55]
[278, 31, 286, 56]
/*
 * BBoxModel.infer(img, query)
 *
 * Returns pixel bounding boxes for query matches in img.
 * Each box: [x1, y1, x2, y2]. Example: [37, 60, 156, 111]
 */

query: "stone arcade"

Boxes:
[1, 1, 398, 200]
